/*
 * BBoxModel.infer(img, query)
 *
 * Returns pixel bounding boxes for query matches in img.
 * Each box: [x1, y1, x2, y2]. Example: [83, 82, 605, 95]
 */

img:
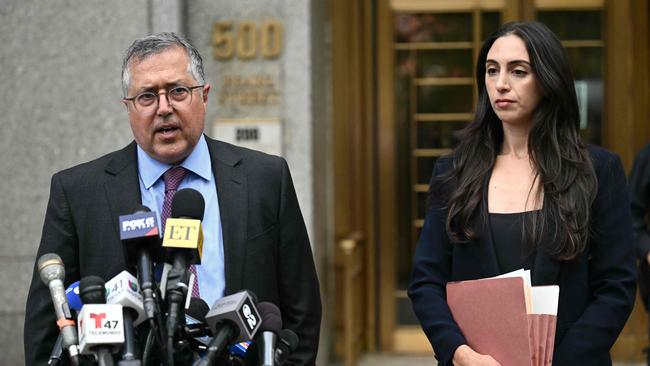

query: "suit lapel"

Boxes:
[532, 194, 561, 285]
[206, 137, 247, 295]
[532, 250, 560, 285]
[103, 142, 142, 237]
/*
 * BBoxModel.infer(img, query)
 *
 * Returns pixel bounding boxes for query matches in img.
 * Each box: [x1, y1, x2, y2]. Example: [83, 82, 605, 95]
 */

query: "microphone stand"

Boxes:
[117, 310, 140, 366]
[165, 254, 191, 366]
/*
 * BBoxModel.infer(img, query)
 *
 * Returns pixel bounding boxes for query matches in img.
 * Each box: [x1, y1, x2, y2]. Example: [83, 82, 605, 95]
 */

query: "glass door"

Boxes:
[386, 1, 505, 352]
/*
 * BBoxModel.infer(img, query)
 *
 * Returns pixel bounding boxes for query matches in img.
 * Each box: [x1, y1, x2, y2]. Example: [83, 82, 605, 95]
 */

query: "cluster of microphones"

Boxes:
[37, 188, 299, 366]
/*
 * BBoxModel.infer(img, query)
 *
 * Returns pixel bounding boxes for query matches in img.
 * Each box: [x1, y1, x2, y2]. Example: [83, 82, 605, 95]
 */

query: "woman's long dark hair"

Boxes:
[432, 21, 597, 260]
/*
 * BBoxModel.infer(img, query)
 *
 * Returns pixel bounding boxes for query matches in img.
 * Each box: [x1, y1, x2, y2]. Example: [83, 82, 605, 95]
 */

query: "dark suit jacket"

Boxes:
[24, 136, 322, 365]
[408, 145, 636, 366]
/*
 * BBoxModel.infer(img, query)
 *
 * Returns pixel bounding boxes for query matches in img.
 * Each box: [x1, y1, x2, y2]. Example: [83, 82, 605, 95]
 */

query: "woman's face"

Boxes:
[485, 34, 543, 127]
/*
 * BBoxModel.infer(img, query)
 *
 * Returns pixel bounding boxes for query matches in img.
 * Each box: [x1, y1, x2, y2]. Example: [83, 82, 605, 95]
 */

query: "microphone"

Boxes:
[162, 189, 205, 341]
[274, 329, 299, 365]
[106, 270, 146, 365]
[66, 281, 83, 312]
[187, 297, 210, 323]
[162, 188, 204, 265]
[78, 276, 124, 366]
[49, 281, 84, 365]
[47, 333, 64, 366]
[184, 297, 214, 358]
[227, 341, 252, 366]
[37, 253, 81, 366]
[196, 291, 262, 366]
[185, 297, 211, 339]
[244, 302, 282, 366]
[119, 206, 161, 320]
[256, 303, 282, 366]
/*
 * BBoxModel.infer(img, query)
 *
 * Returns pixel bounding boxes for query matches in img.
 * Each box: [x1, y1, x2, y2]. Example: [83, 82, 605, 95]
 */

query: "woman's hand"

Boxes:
[452, 345, 502, 366]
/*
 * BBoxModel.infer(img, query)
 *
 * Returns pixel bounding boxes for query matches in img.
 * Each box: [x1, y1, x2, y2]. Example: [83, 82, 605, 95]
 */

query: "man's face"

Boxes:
[124, 46, 210, 164]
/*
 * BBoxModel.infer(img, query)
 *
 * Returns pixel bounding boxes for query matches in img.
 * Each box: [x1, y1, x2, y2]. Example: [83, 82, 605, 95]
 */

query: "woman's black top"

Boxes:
[489, 211, 537, 273]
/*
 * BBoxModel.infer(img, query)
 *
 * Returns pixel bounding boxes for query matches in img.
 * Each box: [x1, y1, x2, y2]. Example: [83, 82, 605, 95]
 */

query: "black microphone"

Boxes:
[188, 297, 210, 322]
[196, 291, 262, 366]
[79, 276, 121, 366]
[275, 329, 299, 365]
[119, 205, 161, 321]
[163, 189, 205, 341]
[185, 297, 211, 339]
[37, 253, 81, 366]
[245, 302, 282, 366]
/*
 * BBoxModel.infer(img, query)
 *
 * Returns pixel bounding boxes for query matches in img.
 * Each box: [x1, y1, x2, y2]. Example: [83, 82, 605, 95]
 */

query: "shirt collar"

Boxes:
[137, 134, 212, 189]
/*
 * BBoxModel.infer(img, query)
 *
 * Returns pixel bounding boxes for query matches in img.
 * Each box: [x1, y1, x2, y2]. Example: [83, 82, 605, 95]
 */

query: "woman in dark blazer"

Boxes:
[408, 22, 636, 366]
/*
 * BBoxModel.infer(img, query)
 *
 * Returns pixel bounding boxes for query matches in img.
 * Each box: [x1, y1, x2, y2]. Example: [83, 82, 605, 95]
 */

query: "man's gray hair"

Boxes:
[121, 32, 205, 97]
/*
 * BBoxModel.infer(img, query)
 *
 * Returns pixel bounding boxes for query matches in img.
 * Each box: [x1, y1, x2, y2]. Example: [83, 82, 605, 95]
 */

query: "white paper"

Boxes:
[530, 286, 559, 315]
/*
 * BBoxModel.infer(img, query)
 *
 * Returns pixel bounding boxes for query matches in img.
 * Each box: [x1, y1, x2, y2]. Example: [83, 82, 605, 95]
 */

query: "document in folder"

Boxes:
[446, 272, 558, 366]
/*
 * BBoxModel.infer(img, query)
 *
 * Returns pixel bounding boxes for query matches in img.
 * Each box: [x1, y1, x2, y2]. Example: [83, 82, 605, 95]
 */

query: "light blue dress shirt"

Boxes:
[136, 134, 225, 307]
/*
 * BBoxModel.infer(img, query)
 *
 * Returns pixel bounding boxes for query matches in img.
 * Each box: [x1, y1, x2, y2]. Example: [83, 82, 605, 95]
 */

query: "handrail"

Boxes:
[338, 231, 364, 366]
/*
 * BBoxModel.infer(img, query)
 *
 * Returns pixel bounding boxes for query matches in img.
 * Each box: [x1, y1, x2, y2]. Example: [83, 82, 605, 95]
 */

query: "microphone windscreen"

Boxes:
[79, 276, 106, 304]
[257, 302, 282, 332]
[65, 281, 82, 311]
[171, 188, 205, 220]
[278, 329, 299, 351]
[187, 297, 210, 323]
[37, 253, 65, 284]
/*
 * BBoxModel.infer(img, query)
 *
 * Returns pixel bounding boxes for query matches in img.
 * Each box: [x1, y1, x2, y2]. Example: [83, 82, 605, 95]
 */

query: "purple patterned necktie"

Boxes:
[161, 166, 200, 298]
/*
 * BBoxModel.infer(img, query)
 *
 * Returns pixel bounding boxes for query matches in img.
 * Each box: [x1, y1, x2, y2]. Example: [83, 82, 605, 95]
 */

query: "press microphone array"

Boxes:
[38, 188, 299, 366]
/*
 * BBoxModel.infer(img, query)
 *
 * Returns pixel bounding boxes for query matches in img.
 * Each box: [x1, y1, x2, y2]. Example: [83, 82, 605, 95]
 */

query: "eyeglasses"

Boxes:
[123, 85, 204, 115]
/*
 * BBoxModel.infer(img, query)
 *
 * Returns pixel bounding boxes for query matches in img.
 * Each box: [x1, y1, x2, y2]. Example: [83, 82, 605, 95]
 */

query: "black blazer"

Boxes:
[24, 136, 322, 365]
[408, 145, 636, 366]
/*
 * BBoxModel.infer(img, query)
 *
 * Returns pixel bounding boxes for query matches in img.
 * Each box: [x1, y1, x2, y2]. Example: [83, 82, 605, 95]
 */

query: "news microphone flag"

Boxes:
[162, 218, 203, 262]
[119, 212, 159, 240]
[105, 270, 146, 326]
[66, 281, 82, 311]
[229, 341, 252, 358]
[77, 304, 125, 355]
[206, 291, 261, 343]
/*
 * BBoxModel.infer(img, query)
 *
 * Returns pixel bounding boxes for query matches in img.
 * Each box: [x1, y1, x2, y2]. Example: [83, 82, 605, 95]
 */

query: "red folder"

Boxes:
[447, 277, 532, 365]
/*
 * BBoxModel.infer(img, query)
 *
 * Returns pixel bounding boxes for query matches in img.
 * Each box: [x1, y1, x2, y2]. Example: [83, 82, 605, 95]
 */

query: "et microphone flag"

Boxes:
[162, 218, 203, 263]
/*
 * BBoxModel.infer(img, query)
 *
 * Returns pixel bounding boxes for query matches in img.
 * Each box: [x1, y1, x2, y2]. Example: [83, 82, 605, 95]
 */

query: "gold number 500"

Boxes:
[212, 20, 283, 60]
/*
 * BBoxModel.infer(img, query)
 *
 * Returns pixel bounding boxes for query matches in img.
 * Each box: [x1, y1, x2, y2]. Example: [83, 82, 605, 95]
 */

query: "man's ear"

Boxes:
[202, 84, 211, 104]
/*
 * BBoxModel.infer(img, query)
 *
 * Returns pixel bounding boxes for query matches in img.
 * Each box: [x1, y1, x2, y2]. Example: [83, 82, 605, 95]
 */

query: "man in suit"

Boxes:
[24, 32, 321, 365]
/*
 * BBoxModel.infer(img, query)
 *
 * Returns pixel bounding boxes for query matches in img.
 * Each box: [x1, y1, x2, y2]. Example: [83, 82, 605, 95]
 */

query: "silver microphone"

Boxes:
[38, 253, 81, 366]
